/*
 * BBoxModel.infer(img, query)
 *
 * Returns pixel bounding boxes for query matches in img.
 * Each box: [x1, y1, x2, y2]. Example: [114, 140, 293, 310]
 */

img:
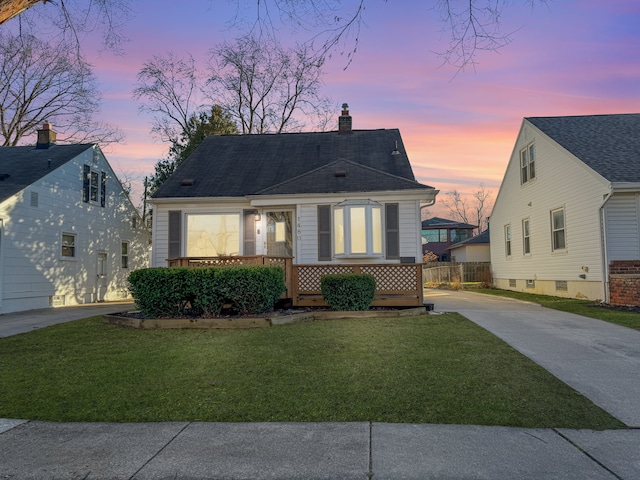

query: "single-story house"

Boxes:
[490, 113, 640, 305]
[449, 228, 491, 263]
[0, 124, 149, 313]
[149, 105, 439, 306]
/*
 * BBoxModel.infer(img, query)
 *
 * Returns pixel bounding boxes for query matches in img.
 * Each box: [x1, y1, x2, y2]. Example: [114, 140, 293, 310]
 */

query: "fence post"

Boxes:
[460, 263, 464, 289]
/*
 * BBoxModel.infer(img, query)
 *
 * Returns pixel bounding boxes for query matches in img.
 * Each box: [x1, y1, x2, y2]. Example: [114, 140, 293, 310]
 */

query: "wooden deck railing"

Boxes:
[166, 257, 424, 307]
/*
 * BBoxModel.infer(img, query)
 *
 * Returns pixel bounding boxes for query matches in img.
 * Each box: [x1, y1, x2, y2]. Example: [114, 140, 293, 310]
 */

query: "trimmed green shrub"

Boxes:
[128, 265, 286, 318]
[320, 273, 376, 311]
[128, 267, 197, 318]
[190, 268, 225, 317]
[217, 266, 286, 315]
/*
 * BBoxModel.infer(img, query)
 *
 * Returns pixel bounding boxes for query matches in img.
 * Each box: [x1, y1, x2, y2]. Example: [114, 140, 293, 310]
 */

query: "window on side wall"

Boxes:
[504, 224, 512, 257]
[61, 233, 76, 259]
[121, 241, 129, 268]
[520, 142, 535, 185]
[82, 165, 107, 207]
[522, 218, 531, 255]
[551, 208, 566, 251]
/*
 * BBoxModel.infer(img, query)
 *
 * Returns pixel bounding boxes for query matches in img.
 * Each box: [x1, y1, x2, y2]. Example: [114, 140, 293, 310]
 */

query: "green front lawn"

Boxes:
[474, 289, 640, 331]
[0, 314, 623, 429]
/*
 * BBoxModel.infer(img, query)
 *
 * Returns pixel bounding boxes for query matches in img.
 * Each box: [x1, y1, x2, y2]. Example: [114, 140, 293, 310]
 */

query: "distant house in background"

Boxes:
[449, 228, 490, 263]
[150, 105, 438, 307]
[0, 124, 149, 314]
[490, 114, 640, 305]
[421, 217, 476, 261]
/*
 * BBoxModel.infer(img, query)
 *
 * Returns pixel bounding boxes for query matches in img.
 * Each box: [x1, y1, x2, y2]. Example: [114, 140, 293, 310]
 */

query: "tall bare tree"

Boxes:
[441, 184, 494, 233]
[207, 35, 333, 134]
[133, 52, 202, 144]
[0, 32, 121, 146]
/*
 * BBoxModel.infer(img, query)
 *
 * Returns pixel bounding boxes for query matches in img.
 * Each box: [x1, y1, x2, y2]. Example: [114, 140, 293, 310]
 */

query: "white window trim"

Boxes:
[504, 224, 512, 258]
[333, 200, 384, 259]
[61, 232, 77, 261]
[522, 218, 531, 255]
[520, 142, 536, 185]
[551, 207, 567, 253]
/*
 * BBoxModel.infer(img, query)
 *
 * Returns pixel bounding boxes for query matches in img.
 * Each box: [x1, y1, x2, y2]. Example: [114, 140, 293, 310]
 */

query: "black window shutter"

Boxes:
[100, 171, 106, 207]
[82, 165, 90, 203]
[317, 205, 331, 261]
[243, 210, 256, 255]
[385, 203, 400, 259]
[168, 211, 182, 259]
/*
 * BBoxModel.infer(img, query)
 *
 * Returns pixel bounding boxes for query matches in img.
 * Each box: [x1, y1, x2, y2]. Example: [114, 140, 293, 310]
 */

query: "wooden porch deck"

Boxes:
[167, 256, 424, 307]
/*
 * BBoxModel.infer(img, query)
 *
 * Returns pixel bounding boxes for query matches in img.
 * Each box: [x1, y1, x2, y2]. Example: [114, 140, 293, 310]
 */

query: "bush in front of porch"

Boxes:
[320, 273, 376, 311]
[128, 266, 285, 317]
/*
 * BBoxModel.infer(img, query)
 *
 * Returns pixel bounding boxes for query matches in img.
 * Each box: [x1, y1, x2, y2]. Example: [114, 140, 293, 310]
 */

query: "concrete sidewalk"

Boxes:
[1, 420, 639, 479]
[2, 291, 640, 479]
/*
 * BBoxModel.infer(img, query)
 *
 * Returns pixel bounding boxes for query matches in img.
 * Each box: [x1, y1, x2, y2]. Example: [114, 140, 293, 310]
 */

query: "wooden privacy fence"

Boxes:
[423, 262, 492, 286]
[292, 263, 424, 307]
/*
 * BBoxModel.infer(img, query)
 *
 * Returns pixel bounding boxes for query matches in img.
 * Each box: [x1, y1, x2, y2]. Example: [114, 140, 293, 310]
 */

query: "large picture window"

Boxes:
[333, 200, 383, 257]
[186, 213, 240, 257]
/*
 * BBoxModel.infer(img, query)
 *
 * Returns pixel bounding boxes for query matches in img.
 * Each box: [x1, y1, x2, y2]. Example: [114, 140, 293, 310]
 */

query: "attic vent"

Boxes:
[181, 179, 195, 186]
[392, 141, 400, 155]
[0, 174, 9, 181]
[334, 170, 347, 178]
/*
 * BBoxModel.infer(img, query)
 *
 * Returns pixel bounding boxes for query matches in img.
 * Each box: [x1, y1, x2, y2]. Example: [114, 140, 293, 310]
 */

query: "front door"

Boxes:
[96, 252, 108, 302]
[265, 211, 293, 257]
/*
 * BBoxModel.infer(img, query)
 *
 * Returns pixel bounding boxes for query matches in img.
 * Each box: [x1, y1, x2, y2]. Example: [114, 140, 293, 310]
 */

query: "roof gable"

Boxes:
[153, 129, 433, 198]
[0, 144, 92, 203]
[526, 114, 640, 183]
[421, 217, 477, 229]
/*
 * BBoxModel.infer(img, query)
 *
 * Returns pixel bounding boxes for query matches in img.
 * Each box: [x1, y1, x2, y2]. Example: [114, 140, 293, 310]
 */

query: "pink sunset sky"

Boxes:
[16, 1, 640, 216]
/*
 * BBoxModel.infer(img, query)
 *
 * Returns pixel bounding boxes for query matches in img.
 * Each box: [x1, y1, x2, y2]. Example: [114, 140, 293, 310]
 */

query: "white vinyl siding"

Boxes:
[604, 193, 640, 260]
[490, 120, 610, 299]
[0, 146, 148, 313]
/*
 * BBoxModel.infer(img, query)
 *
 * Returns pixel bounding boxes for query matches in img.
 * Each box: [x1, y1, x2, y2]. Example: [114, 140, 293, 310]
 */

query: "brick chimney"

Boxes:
[36, 123, 56, 149]
[338, 103, 352, 134]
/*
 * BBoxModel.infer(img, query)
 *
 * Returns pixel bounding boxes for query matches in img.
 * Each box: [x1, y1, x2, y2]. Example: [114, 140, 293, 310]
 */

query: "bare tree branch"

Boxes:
[0, 31, 122, 146]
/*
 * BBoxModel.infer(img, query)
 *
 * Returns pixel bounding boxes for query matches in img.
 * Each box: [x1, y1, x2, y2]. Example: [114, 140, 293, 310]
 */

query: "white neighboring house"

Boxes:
[149, 105, 439, 307]
[0, 124, 149, 314]
[490, 114, 640, 303]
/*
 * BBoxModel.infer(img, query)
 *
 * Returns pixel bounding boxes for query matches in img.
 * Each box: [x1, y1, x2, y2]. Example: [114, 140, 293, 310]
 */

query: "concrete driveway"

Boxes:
[426, 289, 640, 427]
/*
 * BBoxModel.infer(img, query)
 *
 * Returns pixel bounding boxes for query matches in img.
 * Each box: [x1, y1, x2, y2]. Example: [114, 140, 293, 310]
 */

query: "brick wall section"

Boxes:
[609, 260, 640, 306]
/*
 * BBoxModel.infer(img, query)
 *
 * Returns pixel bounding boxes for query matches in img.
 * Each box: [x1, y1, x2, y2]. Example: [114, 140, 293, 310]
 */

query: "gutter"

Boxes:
[599, 189, 612, 304]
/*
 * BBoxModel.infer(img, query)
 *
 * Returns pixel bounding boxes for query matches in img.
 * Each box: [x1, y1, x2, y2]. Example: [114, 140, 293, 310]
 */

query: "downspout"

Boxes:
[599, 189, 613, 304]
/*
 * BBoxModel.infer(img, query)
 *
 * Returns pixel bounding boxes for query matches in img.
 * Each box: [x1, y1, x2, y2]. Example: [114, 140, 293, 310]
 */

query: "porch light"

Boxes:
[254, 213, 261, 221]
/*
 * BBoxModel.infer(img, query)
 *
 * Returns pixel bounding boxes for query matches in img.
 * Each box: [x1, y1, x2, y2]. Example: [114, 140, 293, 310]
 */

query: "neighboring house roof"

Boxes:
[0, 143, 92, 203]
[421, 217, 477, 230]
[527, 114, 640, 183]
[449, 229, 490, 249]
[153, 129, 434, 199]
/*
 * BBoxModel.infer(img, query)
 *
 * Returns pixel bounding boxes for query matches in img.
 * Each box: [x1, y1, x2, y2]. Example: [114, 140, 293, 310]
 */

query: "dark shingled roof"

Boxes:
[153, 129, 433, 198]
[449, 228, 490, 249]
[0, 144, 92, 203]
[421, 217, 477, 230]
[526, 114, 640, 183]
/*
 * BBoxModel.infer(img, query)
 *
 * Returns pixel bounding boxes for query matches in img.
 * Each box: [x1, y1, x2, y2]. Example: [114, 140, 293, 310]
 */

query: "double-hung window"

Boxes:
[520, 143, 536, 185]
[83, 165, 107, 207]
[121, 241, 129, 268]
[522, 219, 531, 255]
[62, 233, 76, 259]
[551, 208, 566, 251]
[504, 224, 512, 257]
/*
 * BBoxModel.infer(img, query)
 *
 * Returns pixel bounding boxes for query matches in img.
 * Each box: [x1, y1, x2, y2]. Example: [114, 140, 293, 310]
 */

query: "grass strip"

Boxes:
[0, 314, 624, 429]
[474, 288, 640, 331]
